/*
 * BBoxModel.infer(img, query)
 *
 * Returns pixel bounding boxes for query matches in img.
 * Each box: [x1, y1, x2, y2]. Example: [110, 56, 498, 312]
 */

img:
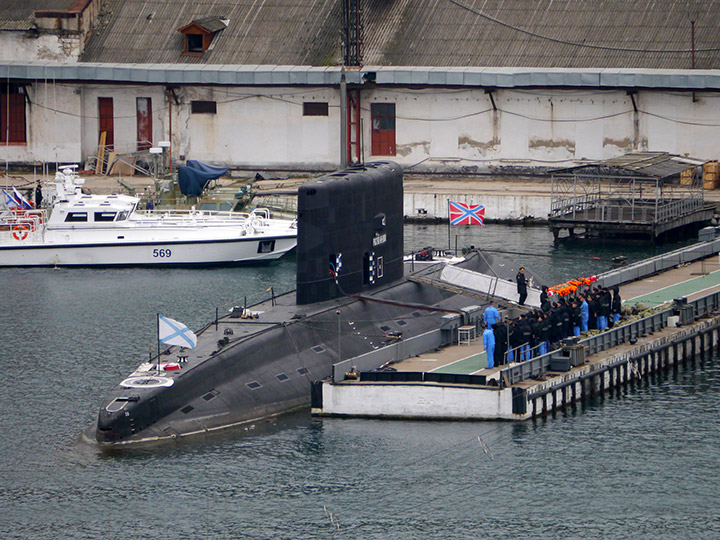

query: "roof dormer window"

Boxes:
[178, 17, 228, 57]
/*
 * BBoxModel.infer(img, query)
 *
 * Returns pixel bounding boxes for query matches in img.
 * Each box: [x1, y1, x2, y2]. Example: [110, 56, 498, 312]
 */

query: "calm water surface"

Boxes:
[1, 224, 718, 539]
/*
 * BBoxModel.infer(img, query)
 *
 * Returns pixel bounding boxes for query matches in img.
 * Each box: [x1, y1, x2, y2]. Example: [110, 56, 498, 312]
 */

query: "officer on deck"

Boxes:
[516, 267, 528, 306]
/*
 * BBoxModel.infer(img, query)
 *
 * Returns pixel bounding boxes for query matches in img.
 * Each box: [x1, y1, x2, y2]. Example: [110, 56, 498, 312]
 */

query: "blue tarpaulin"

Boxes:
[177, 160, 229, 196]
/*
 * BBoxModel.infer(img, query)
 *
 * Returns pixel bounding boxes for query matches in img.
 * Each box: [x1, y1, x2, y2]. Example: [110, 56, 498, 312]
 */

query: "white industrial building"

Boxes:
[2, 1, 720, 172]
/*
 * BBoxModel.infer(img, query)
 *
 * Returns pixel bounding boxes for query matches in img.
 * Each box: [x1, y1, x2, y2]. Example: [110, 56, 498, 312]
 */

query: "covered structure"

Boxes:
[548, 152, 716, 241]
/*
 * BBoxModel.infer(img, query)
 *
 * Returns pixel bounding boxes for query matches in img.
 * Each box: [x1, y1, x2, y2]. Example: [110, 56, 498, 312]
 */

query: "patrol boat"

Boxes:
[0, 166, 297, 266]
[94, 162, 509, 446]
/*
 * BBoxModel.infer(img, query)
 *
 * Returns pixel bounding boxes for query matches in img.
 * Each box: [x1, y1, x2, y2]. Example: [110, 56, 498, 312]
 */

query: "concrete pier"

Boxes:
[312, 250, 720, 421]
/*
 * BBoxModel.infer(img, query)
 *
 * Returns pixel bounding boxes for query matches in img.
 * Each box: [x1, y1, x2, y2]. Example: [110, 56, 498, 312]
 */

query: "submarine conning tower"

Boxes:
[296, 161, 404, 305]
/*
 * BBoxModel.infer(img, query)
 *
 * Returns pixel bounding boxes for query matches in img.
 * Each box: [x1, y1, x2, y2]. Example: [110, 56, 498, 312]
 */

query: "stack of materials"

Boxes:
[703, 160, 719, 190]
[680, 168, 694, 185]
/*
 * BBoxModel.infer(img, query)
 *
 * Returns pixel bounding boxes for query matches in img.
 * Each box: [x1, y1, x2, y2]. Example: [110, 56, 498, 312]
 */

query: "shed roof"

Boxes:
[80, 0, 720, 69]
[554, 152, 707, 180]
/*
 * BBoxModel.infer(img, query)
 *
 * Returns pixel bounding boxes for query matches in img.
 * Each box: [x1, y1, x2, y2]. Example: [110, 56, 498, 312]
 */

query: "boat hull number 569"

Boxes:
[153, 248, 172, 258]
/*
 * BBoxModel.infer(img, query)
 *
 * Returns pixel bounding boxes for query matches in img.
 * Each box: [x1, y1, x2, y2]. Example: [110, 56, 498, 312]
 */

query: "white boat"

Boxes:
[0, 166, 297, 266]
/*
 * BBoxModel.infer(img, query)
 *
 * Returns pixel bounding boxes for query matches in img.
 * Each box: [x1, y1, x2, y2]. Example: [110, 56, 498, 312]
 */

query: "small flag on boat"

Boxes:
[158, 316, 197, 349]
[449, 201, 485, 226]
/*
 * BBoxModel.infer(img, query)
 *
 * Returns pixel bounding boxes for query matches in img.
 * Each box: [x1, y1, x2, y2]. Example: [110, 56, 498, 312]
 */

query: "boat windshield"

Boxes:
[116, 211, 129, 221]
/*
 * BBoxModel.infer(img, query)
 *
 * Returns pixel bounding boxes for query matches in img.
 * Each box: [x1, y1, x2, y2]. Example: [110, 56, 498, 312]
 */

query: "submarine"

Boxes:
[93, 162, 525, 446]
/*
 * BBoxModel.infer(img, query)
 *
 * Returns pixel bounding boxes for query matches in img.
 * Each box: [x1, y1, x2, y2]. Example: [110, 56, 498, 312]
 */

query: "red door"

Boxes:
[371, 103, 396, 156]
[0, 89, 26, 143]
[136, 97, 152, 151]
[98, 97, 114, 148]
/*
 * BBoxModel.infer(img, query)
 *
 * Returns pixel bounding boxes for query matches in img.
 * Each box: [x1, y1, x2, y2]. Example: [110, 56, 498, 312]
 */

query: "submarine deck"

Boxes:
[312, 251, 720, 421]
[397, 256, 720, 377]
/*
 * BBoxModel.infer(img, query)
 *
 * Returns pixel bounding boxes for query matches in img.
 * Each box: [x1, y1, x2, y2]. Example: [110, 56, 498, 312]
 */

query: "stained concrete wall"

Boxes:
[0, 33, 82, 62]
[3, 82, 720, 172]
[319, 382, 516, 420]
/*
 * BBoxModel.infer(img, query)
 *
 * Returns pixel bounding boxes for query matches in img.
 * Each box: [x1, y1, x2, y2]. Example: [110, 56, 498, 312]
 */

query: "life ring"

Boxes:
[12, 223, 29, 241]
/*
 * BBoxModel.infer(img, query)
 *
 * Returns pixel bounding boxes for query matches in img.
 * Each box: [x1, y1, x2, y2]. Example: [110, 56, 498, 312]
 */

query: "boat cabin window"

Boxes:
[116, 211, 129, 221]
[94, 211, 117, 222]
[65, 212, 88, 222]
[258, 240, 275, 254]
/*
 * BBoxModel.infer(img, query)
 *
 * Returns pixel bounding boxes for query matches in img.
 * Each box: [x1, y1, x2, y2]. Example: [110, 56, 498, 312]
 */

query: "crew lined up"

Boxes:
[481, 285, 622, 368]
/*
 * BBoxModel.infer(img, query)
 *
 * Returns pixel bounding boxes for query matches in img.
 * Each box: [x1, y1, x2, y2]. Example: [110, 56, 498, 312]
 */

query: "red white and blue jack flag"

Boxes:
[449, 201, 485, 226]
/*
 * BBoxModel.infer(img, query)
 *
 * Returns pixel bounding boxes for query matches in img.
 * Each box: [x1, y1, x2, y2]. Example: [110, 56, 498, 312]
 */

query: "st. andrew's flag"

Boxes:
[158, 316, 197, 349]
[449, 201, 485, 226]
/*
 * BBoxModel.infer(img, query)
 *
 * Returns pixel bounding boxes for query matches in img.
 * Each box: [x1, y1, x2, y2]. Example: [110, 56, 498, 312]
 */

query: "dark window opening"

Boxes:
[246, 381, 261, 389]
[311, 345, 326, 353]
[397, 320, 407, 326]
[181, 405, 194, 414]
[186, 33, 204, 53]
[94, 212, 117, 222]
[297, 367, 309, 375]
[65, 212, 88, 223]
[276, 373, 290, 382]
[258, 240, 275, 254]
[303, 102, 329, 116]
[191, 101, 217, 114]
[379, 325, 391, 332]
[1, 83, 26, 144]
[202, 392, 216, 401]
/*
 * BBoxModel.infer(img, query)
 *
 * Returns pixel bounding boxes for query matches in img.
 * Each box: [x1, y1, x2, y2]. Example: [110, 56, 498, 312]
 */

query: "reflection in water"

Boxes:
[0, 223, 715, 539]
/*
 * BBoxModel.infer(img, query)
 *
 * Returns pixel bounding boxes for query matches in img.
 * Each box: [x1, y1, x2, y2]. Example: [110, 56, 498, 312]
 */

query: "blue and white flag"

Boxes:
[158, 316, 197, 349]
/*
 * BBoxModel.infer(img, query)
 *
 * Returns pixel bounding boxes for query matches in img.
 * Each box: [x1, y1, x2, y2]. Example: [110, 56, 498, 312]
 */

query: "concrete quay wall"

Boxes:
[313, 315, 720, 421]
[525, 316, 720, 419]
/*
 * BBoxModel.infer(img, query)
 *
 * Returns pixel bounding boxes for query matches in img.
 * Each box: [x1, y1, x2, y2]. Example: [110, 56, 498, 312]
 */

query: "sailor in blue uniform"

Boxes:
[483, 300, 500, 328]
[482, 325, 495, 369]
[580, 294, 589, 332]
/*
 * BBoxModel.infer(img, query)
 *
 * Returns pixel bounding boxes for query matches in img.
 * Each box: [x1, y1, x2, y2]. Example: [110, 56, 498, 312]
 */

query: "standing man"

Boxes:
[580, 294, 589, 333]
[35, 181, 43, 208]
[483, 300, 500, 329]
[493, 319, 508, 366]
[611, 286, 622, 325]
[482, 324, 495, 369]
[516, 267, 528, 306]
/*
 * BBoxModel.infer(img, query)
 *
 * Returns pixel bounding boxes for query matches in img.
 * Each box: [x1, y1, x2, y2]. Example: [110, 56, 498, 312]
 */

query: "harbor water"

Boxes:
[1, 224, 719, 539]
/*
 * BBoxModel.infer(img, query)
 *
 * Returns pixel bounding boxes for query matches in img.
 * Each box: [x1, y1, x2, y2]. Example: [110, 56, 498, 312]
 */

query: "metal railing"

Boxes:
[498, 286, 720, 388]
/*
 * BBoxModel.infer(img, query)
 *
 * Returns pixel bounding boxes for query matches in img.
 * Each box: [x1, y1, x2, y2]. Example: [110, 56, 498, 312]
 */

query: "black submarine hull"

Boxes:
[94, 162, 499, 446]
[96, 276, 480, 444]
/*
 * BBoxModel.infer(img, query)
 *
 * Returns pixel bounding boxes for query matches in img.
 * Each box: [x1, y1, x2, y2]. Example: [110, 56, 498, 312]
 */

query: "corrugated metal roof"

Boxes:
[191, 17, 229, 34]
[555, 152, 707, 180]
[0, 0, 76, 30]
[79, 0, 720, 69]
[81, 0, 341, 66]
[363, 0, 720, 70]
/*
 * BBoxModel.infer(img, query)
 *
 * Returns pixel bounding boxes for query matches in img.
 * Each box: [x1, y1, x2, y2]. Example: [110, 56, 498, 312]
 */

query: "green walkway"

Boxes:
[431, 351, 488, 374]
[626, 269, 720, 307]
[431, 269, 720, 376]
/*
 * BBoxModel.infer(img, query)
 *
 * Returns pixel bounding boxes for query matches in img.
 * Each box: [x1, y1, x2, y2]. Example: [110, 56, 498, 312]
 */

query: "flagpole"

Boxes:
[447, 199, 451, 251]
[156, 313, 161, 373]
